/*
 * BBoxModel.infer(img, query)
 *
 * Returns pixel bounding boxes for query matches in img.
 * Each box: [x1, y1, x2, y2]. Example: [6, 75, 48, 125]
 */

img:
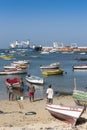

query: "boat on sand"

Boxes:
[46, 104, 84, 126]
[73, 90, 87, 106]
[73, 78, 87, 106]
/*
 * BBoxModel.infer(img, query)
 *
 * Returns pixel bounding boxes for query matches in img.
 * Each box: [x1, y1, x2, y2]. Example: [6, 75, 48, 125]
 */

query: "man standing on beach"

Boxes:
[28, 83, 35, 102]
[46, 85, 54, 104]
[8, 83, 14, 101]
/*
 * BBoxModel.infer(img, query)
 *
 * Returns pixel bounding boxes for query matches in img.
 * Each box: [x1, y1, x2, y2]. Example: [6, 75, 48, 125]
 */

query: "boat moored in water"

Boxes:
[13, 60, 30, 65]
[0, 68, 27, 75]
[25, 75, 44, 85]
[42, 69, 64, 76]
[72, 64, 87, 70]
[40, 62, 60, 70]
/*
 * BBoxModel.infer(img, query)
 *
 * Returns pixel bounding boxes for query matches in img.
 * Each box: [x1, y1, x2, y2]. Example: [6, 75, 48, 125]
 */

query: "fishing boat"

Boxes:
[0, 68, 27, 75]
[73, 90, 87, 106]
[25, 75, 44, 84]
[46, 104, 84, 126]
[13, 60, 30, 65]
[4, 65, 16, 70]
[72, 64, 87, 70]
[5, 77, 21, 88]
[73, 78, 87, 106]
[4, 64, 28, 70]
[42, 69, 64, 76]
[40, 62, 60, 70]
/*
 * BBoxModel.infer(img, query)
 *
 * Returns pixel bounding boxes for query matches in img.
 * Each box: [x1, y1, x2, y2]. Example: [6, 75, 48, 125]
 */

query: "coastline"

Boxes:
[0, 95, 87, 130]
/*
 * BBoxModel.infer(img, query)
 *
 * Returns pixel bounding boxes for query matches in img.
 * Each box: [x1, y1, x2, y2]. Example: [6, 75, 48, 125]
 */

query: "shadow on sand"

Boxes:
[76, 117, 87, 126]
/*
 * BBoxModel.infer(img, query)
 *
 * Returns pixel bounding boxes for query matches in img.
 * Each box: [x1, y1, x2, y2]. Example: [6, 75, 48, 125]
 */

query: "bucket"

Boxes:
[20, 96, 23, 100]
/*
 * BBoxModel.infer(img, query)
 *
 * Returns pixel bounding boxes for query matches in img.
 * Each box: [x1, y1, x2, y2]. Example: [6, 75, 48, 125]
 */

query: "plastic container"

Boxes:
[20, 96, 23, 100]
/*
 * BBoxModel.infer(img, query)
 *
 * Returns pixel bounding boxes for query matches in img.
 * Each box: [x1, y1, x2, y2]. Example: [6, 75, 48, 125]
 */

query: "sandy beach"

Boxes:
[0, 95, 87, 130]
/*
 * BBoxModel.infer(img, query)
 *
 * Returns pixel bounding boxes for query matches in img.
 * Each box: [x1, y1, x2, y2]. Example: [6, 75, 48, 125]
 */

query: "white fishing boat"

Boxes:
[46, 104, 84, 126]
[72, 64, 87, 70]
[25, 75, 44, 84]
[40, 62, 60, 69]
[13, 60, 30, 65]
[5, 63, 29, 69]
[0, 68, 27, 75]
[40, 51, 50, 54]
[4, 65, 16, 70]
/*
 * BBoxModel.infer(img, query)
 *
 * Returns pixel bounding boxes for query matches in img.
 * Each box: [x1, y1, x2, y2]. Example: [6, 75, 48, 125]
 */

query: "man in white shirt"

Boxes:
[46, 84, 53, 104]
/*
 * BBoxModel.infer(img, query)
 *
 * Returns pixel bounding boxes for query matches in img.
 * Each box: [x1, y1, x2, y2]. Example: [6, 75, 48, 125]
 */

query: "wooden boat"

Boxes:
[4, 64, 28, 70]
[4, 65, 16, 70]
[73, 90, 87, 106]
[0, 68, 27, 75]
[13, 60, 30, 64]
[46, 104, 84, 126]
[42, 69, 64, 76]
[25, 75, 44, 84]
[40, 62, 60, 69]
[5, 77, 21, 88]
[40, 51, 50, 54]
[72, 64, 87, 70]
[72, 78, 87, 106]
[0, 55, 14, 60]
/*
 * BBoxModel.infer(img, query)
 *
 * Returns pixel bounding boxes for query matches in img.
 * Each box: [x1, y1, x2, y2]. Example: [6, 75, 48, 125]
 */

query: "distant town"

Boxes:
[9, 40, 87, 53]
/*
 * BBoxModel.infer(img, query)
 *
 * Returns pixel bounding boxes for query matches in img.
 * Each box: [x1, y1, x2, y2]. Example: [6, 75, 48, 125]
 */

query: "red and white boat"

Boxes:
[46, 104, 84, 126]
[5, 77, 21, 88]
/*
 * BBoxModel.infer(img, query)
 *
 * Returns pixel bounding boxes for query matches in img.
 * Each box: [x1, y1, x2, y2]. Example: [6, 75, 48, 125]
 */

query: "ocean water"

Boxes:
[0, 50, 87, 99]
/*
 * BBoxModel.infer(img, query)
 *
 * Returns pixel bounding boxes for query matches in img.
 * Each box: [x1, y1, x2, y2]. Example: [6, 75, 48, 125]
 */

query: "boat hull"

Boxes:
[6, 77, 21, 89]
[40, 62, 60, 70]
[0, 69, 27, 75]
[42, 69, 63, 76]
[73, 90, 87, 106]
[25, 75, 44, 84]
[46, 104, 84, 126]
[72, 65, 87, 70]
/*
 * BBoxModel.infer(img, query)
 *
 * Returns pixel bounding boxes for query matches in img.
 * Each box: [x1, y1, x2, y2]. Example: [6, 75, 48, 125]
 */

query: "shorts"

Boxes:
[28, 92, 34, 96]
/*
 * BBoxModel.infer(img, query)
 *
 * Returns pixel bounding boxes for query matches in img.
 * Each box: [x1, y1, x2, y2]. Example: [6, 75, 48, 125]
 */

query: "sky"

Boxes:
[0, 0, 87, 48]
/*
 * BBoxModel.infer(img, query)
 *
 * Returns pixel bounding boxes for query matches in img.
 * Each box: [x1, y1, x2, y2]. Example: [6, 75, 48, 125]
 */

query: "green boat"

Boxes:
[73, 90, 87, 106]
[73, 78, 87, 106]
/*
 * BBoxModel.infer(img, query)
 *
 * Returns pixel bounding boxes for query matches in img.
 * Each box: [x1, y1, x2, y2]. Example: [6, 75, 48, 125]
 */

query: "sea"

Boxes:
[0, 49, 87, 99]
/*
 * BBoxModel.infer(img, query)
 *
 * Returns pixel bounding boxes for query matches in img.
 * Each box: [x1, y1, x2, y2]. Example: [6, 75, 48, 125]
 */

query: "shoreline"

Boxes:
[0, 95, 87, 130]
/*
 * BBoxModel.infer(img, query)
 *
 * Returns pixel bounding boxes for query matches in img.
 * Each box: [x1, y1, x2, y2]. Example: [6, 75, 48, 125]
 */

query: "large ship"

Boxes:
[9, 40, 42, 51]
[9, 40, 30, 49]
